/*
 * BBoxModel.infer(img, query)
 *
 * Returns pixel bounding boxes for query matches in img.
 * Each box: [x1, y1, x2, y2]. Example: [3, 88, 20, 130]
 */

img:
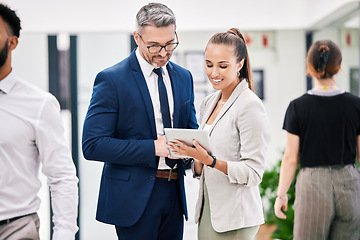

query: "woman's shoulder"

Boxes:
[287, 93, 312, 106]
[343, 92, 360, 101]
[235, 88, 264, 110]
[342, 92, 360, 111]
[203, 91, 218, 106]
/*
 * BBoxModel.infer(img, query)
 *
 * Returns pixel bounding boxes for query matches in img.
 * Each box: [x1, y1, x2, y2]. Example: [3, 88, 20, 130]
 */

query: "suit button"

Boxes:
[150, 176, 155, 180]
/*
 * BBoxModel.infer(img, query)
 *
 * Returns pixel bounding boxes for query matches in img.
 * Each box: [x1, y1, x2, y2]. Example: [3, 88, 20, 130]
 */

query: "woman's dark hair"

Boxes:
[207, 28, 254, 92]
[306, 40, 342, 79]
[0, 4, 21, 38]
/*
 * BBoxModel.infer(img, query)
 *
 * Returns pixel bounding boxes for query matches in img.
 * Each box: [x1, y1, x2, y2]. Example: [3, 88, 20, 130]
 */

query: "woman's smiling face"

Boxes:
[205, 43, 243, 91]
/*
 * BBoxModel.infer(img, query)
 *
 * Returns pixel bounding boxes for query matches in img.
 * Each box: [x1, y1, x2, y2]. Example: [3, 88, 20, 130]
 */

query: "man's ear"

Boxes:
[8, 35, 18, 51]
[133, 31, 139, 46]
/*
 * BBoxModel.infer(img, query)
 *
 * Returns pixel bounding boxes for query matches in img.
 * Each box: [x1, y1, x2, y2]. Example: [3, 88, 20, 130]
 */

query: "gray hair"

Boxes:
[136, 3, 176, 33]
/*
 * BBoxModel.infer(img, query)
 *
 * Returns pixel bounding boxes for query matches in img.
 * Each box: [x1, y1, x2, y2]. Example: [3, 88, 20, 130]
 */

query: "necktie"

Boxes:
[153, 67, 177, 169]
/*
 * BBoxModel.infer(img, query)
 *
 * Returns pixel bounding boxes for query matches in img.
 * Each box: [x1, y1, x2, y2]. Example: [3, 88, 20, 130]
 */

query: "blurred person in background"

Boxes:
[0, 3, 79, 240]
[274, 40, 360, 240]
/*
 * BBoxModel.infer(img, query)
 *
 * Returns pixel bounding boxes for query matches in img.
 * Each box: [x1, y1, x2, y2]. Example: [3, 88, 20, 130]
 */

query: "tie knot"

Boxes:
[153, 67, 163, 77]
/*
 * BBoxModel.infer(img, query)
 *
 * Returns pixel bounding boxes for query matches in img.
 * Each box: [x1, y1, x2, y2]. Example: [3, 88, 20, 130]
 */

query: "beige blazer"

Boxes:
[194, 80, 270, 232]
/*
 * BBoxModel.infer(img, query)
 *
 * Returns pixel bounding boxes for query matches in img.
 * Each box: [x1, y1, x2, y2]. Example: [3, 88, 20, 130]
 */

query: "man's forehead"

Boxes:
[140, 25, 176, 42]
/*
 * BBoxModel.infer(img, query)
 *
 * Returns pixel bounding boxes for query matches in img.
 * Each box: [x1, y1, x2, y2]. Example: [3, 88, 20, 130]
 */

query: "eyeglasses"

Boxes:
[137, 32, 179, 54]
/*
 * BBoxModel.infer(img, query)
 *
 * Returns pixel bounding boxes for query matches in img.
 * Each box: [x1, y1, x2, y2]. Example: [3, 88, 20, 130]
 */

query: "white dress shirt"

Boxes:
[0, 71, 79, 239]
[135, 49, 174, 169]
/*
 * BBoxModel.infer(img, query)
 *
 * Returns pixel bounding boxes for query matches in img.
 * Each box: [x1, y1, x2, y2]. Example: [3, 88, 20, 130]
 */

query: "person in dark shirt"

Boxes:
[274, 40, 360, 240]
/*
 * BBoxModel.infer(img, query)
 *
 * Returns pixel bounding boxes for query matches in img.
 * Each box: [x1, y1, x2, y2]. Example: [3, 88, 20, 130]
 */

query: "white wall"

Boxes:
[12, 33, 48, 90]
[2, 0, 357, 33]
[254, 30, 307, 167]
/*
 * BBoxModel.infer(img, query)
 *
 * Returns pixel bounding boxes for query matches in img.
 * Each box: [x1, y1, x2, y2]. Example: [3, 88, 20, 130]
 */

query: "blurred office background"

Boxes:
[2, 0, 359, 239]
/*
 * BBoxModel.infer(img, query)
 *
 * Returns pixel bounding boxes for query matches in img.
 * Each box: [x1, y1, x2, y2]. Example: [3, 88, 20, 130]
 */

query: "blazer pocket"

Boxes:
[104, 165, 130, 181]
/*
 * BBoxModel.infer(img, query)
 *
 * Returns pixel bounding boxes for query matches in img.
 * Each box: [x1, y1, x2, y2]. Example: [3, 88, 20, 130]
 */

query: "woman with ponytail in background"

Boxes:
[274, 40, 360, 239]
[170, 28, 270, 239]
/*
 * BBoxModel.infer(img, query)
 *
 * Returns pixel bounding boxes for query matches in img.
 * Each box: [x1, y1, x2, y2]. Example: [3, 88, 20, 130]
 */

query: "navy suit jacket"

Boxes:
[82, 49, 198, 227]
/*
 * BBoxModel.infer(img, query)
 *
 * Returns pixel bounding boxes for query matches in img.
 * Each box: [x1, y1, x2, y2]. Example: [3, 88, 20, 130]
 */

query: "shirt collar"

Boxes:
[135, 48, 168, 78]
[307, 88, 345, 96]
[0, 70, 16, 94]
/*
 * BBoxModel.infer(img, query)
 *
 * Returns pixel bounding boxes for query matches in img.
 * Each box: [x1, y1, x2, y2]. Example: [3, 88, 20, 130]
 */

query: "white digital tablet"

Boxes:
[164, 128, 212, 158]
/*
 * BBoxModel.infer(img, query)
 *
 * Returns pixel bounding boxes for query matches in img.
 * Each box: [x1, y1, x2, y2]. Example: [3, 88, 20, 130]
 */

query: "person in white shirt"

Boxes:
[0, 4, 79, 240]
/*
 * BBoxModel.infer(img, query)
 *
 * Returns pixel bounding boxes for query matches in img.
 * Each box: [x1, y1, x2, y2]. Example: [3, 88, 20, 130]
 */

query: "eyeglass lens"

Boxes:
[148, 43, 178, 53]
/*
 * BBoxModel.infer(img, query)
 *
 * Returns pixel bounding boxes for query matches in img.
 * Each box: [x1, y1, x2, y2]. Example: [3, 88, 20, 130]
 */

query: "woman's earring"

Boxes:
[236, 72, 240, 77]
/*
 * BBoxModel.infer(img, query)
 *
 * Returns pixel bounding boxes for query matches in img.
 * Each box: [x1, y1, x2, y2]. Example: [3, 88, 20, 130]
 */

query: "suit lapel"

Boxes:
[204, 80, 249, 135]
[166, 63, 180, 128]
[199, 91, 221, 130]
[130, 50, 157, 139]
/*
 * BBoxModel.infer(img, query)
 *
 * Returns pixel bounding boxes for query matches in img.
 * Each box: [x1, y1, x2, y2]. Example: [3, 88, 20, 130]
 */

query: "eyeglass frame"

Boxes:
[137, 32, 179, 54]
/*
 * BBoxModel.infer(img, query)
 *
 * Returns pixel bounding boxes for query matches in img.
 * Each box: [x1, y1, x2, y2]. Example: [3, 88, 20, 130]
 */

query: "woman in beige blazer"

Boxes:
[170, 28, 270, 240]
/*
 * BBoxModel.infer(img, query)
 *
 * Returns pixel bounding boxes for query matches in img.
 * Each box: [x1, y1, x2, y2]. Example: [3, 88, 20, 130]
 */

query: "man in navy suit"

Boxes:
[82, 3, 198, 239]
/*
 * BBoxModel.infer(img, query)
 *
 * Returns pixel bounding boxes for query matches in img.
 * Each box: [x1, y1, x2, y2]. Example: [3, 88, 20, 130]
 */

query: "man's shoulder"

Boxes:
[15, 76, 51, 97]
[167, 61, 190, 75]
[10, 75, 59, 110]
[101, 55, 133, 75]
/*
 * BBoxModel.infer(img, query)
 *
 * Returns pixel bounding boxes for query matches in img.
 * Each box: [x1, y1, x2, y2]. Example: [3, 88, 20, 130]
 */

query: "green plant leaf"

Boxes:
[259, 157, 300, 240]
